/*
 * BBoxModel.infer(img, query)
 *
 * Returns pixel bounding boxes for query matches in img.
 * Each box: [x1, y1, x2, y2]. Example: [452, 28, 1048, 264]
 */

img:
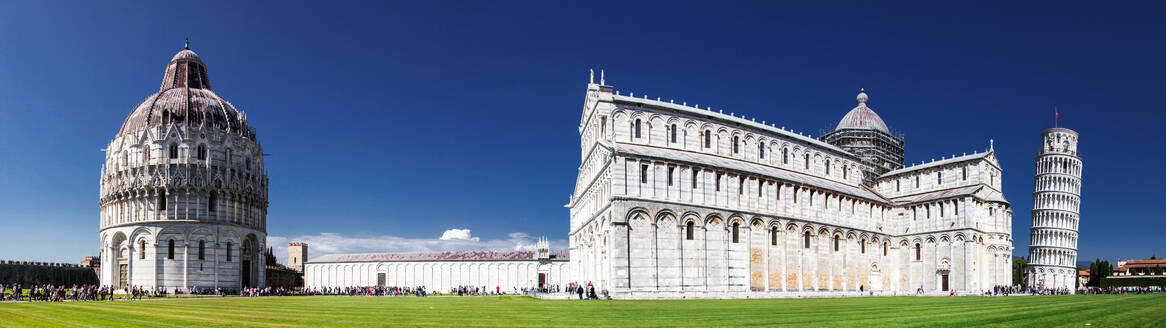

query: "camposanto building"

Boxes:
[98, 42, 269, 291]
[303, 238, 571, 292]
[568, 76, 1013, 298]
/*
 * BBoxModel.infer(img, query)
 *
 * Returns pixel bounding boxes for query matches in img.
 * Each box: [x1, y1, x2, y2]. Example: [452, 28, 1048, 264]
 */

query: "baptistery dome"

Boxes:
[117, 47, 252, 138]
[98, 42, 268, 292]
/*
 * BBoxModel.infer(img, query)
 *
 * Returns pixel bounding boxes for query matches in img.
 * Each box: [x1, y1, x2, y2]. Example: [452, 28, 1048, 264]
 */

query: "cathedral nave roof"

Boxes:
[879, 151, 992, 178]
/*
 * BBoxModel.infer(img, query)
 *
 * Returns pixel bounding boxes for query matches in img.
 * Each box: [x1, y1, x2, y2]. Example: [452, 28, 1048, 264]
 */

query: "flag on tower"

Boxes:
[1055, 107, 1059, 120]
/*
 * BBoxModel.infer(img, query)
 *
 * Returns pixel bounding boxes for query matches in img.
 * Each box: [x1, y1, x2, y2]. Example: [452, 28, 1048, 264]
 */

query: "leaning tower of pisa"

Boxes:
[1026, 128, 1082, 292]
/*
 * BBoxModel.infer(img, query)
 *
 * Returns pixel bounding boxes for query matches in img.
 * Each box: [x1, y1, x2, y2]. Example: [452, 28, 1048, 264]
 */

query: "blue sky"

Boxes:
[1, 1, 1163, 265]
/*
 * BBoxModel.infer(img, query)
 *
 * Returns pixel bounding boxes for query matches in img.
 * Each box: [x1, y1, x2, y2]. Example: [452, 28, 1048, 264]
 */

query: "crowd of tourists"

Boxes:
[303, 286, 431, 297]
[1, 284, 125, 302]
[985, 285, 1088, 295]
[1079, 286, 1163, 294]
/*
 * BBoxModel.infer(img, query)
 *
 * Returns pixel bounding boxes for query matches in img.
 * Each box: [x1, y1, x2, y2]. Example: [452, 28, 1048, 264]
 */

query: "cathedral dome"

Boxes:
[116, 45, 251, 138]
[834, 89, 890, 133]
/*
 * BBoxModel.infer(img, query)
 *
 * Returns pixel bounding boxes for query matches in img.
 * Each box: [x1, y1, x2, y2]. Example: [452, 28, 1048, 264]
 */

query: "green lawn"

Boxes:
[0, 294, 1163, 327]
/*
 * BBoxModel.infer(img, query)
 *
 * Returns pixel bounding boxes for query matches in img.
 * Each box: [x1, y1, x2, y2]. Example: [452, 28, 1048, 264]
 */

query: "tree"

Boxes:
[1088, 259, 1113, 287]
[265, 247, 278, 266]
[1012, 258, 1028, 286]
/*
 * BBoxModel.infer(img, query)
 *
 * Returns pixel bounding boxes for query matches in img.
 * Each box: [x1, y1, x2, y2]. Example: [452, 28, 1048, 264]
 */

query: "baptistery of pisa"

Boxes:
[98, 43, 268, 291]
[568, 77, 1014, 298]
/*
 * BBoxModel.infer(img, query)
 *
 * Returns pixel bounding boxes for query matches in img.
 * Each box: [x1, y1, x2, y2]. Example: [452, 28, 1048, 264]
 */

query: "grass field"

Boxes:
[1, 294, 1164, 327]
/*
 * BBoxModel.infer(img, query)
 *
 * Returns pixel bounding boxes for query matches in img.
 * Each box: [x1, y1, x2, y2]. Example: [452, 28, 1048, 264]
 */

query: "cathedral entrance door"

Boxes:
[941, 274, 949, 291]
[241, 260, 252, 288]
[119, 264, 128, 288]
[538, 273, 546, 288]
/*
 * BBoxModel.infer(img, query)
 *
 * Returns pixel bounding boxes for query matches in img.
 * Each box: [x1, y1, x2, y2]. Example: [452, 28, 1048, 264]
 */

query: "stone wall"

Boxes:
[0, 262, 99, 286]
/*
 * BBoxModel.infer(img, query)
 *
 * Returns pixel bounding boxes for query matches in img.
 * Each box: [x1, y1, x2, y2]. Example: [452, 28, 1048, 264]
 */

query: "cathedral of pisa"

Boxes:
[98, 43, 269, 291]
[568, 76, 1014, 298]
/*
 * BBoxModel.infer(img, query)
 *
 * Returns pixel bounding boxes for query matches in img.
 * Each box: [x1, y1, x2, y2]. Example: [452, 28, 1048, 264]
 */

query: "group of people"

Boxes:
[302, 286, 431, 297]
[565, 282, 600, 300]
[1, 284, 120, 302]
[1079, 286, 1163, 294]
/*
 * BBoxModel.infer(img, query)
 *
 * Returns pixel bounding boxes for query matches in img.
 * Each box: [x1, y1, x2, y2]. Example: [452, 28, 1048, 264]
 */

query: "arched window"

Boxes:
[962, 167, 967, 181]
[896, 180, 901, 192]
[168, 143, 178, 159]
[691, 169, 700, 189]
[246, 157, 251, 170]
[143, 147, 150, 164]
[640, 164, 648, 184]
[759, 142, 765, 159]
[861, 239, 866, 254]
[937, 171, 942, 184]
[167, 240, 175, 260]
[738, 176, 744, 195]
[771, 227, 778, 246]
[915, 176, 920, 188]
[825, 160, 831, 175]
[915, 243, 921, 261]
[731, 223, 740, 243]
[782, 148, 788, 164]
[140, 240, 146, 259]
[804, 231, 811, 249]
[883, 242, 888, 256]
[714, 173, 721, 192]
[226, 241, 233, 262]
[208, 193, 216, 213]
[804, 154, 810, 169]
[686, 221, 694, 240]
[198, 240, 205, 260]
[843, 165, 848, 180]
[833, 235, 840, 251]
[634, 119, 642, 139]
[670, 124, 677, 143]
[196, 144, 206, 160]
[732, 136, 739, 154]
[704, 130, 711, 148]
[158, 190, 167, 211]
[667, 167, 674, 186]
[226, 148, 232, 165]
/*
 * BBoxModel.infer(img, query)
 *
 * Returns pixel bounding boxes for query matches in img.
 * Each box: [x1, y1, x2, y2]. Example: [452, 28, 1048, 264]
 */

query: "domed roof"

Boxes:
[835, 89, 890, 133]
[170, 49, 201, 63]
[117, 44, 252, 138]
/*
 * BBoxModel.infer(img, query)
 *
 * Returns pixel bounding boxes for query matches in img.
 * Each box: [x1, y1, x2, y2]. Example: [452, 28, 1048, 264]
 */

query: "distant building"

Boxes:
[81, 256, 101, 268]
[1078, 270, 1089, 287]
[289, 243, 308, 273]
[1112, 259, 1166, 277]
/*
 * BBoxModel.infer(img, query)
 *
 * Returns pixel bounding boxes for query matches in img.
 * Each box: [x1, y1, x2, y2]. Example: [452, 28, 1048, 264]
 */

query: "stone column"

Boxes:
[183, 242, 189, 291]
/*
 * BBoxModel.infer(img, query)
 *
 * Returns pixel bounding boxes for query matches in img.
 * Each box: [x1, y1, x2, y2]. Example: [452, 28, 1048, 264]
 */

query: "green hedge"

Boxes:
[1101, 276, 1166, 288]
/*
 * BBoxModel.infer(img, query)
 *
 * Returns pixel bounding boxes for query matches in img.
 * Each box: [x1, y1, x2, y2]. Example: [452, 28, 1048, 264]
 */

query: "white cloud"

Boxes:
[268, 230, 566, 265]
[439, 229, 479, 241]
